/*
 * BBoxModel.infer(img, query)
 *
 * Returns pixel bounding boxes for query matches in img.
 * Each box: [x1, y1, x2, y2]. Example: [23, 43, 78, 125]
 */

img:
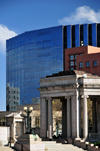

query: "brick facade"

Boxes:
[65, 46, 100, 76]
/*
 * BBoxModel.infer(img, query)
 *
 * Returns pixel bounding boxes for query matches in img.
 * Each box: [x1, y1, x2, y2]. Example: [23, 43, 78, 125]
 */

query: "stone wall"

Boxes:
[0, 126, 10, 145]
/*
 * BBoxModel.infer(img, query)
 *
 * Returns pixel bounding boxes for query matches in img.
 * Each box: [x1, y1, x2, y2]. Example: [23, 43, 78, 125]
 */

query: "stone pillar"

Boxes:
[92, 99, 97, 133]
[67, 97, 71, 138]
[62, 99, 67, 138]
[40, 98, 47, 138]
[23, 120, 26, 134]
[13, 120, 15, 140]
[32, 115, 35, 128]
[79, 97, 81, 137]
[71, 95, 79, 138]
[82, 95, 89, 139]
[48, 98, 52, 139]
[97, 100, 100, 133]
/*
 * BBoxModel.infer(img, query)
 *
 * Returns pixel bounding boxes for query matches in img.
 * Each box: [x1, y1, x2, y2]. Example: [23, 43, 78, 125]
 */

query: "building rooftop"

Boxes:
[46, 70, 98, 78]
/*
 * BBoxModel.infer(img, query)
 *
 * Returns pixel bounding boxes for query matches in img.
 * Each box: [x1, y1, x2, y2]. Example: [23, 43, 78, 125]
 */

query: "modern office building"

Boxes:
[6, 23, 100, 106]
[6, 83, 20, 111]
[6, 26, 64, 106]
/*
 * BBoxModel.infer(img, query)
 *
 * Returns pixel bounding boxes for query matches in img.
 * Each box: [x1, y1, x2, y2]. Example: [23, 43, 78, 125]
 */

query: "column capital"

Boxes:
[71, 95, 77, 99]
[46, 97, 52, 101]
[81, 95, 89, 99]
[65, 96, 71, 99]
[40, 97, 46, 101]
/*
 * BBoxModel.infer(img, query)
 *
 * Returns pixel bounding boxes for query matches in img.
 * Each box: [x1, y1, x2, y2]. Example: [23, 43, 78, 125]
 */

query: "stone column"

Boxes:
[62, 99, 67, 138]
[92, 99, 97, 133]
[40, 98, 47, 138]
[48, 98, 52, 140]
[71, 95, 79, 138]
[23, 120, 26, 134]
[82, 95, 89, 139]
[97, 100, 100, 133]
[32, 115, 35, 128]
[13, 119, 15, 140]
[79, 96, 81, 137]
[67, 97, 71, 138]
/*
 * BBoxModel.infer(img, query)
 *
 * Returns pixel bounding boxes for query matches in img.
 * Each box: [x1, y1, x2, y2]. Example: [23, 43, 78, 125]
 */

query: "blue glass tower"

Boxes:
[6, 26, 64, 106]
[6, 23, 100, 108]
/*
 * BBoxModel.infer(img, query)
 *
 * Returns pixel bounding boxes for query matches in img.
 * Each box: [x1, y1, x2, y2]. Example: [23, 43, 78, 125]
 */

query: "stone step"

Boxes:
[0, 141, 88, 151]
[0, 146, 14, 151]
[43, 141, 58, 143]
[42, 141, 87, 151]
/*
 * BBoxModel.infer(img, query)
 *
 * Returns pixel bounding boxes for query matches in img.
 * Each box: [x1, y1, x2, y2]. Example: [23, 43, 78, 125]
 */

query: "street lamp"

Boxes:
[24, 106, 33, 133]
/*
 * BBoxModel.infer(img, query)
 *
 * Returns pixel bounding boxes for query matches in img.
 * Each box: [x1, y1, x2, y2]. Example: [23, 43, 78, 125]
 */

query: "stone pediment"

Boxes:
[5, 112, 24, 119]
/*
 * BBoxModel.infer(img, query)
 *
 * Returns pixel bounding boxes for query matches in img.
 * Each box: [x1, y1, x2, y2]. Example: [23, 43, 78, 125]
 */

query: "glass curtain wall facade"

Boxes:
[6, 23, 100, 106]
[64, 23, 100, 48]
[6, 26, 63, 105]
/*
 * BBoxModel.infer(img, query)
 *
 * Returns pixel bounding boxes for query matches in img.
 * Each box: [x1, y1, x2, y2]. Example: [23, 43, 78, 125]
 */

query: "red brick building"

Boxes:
[65, 46, 100, 76]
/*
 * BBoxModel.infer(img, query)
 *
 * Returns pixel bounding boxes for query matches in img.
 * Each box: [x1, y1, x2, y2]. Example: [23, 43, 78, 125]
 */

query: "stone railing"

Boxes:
[89, 133, 100, 139]
[67, 138, 100, 151]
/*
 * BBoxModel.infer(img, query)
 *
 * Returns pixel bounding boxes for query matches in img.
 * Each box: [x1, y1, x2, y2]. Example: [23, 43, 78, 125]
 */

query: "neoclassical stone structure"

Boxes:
[5, 112, 26, 141]
[38, 70, 100, 140]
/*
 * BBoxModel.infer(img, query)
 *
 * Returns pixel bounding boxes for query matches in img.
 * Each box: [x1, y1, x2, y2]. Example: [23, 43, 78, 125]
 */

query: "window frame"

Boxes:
[93, 60, 97, 67]
[86, 61, 90, 67]
[69, 55, 74, 60]
[70, 61, 74, 66]
[79, 62, 83, 68]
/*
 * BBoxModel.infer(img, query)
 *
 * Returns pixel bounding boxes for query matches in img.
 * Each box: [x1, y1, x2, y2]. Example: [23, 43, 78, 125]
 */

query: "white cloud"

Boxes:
[59, 6, 100, 25]
[0, 24, 17, 54]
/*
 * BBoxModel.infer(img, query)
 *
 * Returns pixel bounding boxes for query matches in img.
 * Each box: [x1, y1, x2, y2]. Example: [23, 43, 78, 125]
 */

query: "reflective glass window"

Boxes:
[70, 61, 74, 66]
[70, 55, 74, 60]
[92, 23, 97, 47]
[83, 24, 88, 46]
[70, 67, 74, 71]
[79, 62, 83, 68]
[6, 26, 64, 105]
[93, 60, 97, 66]
[86, 61, 90, 67]
[75, 54, 78, 59]
[75, 24, 80, 47]
[67, 25, 71, 48]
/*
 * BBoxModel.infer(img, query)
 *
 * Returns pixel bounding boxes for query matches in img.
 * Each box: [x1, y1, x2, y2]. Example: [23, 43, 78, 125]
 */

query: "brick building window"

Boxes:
[86, 61, 90, 67]
[79, 62, 83, 68]
[75, 54, 78, 59]
[70, 55, 74, 60]
[70, 61, 74, 66]
[93, 61, 97, 66]
[70, 67, 74, 71]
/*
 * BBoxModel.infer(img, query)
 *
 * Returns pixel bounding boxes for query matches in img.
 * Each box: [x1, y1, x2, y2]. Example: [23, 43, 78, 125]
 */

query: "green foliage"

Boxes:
[94, 141, 100, 147]
[89, 142, 93, 144]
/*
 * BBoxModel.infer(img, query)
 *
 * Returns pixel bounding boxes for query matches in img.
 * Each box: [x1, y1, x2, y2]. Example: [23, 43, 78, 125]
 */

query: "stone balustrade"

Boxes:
[89, 133, 100, 139]
[68, 138, 100, 151]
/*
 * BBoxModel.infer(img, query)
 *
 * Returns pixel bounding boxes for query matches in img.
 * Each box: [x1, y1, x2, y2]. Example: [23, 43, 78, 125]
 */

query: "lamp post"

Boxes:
[23, 106, 33, 133]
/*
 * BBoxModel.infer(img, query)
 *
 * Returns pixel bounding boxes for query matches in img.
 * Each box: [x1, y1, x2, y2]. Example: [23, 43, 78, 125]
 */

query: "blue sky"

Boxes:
[0, 0, 100, 111]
